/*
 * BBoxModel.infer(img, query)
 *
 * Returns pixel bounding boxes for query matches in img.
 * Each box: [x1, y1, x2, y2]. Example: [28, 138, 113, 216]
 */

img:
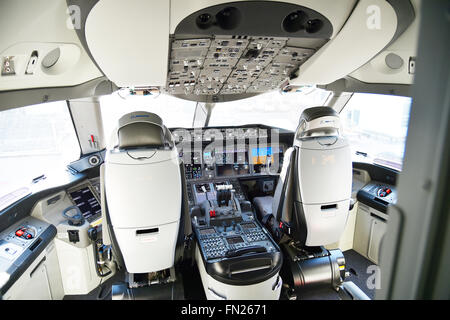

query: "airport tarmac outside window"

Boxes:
[0, 100, 81, 206]
[340, 93, 412, 171]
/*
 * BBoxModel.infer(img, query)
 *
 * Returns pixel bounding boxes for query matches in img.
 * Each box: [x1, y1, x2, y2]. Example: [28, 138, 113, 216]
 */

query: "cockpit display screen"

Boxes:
[68, 186, 101, 221]
[216, 149, 249, 176]
[226, 236, 244, 245]
[251, 147, 273, 164]
[252, 146, 283, 165]
[240, 222, 257, 230]
[199, 228, 216, 235]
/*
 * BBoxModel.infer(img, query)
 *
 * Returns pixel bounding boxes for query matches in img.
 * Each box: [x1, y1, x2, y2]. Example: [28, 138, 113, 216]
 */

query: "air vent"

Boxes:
[282, 10, 308, 33]
[196, 13, 213, 29]
[175, 1, 333, 39]
[305, 19, 323, 33]
[215, 7, 241, 30]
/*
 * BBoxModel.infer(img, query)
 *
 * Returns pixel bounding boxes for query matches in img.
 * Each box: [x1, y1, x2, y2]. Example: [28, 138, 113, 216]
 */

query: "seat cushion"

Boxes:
[253, 196, 274, 220]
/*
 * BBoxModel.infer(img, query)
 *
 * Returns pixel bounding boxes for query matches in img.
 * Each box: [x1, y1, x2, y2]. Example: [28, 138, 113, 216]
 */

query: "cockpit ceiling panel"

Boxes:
[170, 0, 356, 39]
[166, 37, 315, 96]
[173, 1, 334, 40]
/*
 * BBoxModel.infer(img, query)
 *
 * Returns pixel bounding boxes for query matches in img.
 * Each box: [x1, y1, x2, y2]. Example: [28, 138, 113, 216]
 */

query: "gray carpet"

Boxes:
[63, 250, 376, 300]
[295, 287, 341, 300]
[63, 270, 126, 300]
[343, 249, 377, 299]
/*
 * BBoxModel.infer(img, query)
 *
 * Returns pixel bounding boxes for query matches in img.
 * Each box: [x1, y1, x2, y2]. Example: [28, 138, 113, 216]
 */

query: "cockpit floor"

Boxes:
[63, 269, 126, 300]
[294, 250, 376, 300]
[342, 249, 377, 299]
[63, 250, 374, 300]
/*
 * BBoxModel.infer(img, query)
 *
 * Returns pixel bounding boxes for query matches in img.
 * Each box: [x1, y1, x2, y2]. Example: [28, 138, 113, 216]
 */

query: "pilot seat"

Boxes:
[253, 106, 352, 297]
[102, 111, 191, 299]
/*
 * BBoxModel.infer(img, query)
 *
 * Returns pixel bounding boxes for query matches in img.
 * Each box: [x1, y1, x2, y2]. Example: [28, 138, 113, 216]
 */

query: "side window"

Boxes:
[340, 93, 412, 171]
[0, 100, 80, 208]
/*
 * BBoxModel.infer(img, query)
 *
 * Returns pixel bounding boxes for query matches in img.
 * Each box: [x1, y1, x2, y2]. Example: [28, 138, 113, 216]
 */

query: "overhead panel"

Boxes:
[166, 1, 334, 100]
[166, 36, 315, 96]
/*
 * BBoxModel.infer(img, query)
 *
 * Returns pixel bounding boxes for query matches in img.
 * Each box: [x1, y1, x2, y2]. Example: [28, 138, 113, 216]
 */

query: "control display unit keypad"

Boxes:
[189, 175, 283, 285]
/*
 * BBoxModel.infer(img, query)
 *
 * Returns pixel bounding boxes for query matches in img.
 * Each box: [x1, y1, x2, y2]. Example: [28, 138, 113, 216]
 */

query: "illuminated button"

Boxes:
[15, 229, 24, 237]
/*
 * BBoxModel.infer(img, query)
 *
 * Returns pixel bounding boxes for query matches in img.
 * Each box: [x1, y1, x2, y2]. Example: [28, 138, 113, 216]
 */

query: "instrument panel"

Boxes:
[190, 179, 245, 206]
[166, 36, 315, 96]
[174, 127, 286, 181]
[66, 179, 102, 225]
[180, 145, 284, 181]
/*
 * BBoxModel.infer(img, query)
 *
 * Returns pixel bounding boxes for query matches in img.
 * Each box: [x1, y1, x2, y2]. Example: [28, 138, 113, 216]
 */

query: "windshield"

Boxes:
[0, 100, 80, 208]
[100, 87, 331, 142]
[340, 93, 412, 171]
[209, 87, 331, 131]
[100, 91, 197, 144]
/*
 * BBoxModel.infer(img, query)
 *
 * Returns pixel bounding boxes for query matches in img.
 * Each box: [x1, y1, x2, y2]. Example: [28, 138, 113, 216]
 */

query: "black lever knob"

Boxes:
[88, 227, 98, 241]
[190, 205, 204, 217]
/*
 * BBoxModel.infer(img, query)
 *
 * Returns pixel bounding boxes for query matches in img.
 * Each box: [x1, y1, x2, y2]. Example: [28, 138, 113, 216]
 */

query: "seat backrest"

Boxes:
[275, 107, 352, 247]
[104, 111, 182, 273]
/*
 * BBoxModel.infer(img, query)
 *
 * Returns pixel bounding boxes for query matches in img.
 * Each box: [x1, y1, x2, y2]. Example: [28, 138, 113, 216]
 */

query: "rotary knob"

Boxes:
[88, 155, 101, 166]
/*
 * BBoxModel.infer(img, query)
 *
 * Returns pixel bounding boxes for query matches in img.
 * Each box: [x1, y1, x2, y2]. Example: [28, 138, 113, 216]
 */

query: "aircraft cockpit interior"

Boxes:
[0, 0, 448, 306]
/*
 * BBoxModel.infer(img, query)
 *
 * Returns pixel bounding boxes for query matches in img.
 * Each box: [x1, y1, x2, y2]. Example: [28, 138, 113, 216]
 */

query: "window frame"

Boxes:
[339, 92, 412, 172]
[0, 99, 82, 201]
[65, 99, 83, 160]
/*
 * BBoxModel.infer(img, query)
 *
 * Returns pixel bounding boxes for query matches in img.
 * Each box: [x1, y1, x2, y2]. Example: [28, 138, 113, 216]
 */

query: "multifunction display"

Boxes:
[68, 185, 101, 222]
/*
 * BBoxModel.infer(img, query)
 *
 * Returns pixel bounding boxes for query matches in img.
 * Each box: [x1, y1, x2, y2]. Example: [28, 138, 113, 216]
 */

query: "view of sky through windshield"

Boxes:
[0, 89, 412, 205]
[100, 87, 331, 145]
[0, 101, 80, 202]
[209, 88, 331, 130]
[100, 91, 196, 144]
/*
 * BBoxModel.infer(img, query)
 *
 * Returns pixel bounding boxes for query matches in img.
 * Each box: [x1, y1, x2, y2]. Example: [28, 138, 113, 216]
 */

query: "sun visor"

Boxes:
[85, 0, 170, 87]
[291, 0, 400, 85]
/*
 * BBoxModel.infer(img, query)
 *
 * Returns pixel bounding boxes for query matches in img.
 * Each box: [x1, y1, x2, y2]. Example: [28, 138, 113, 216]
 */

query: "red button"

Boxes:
[209, 210, 216, 217]
[386, 189, 392, 194]
[279, 222, 283, 229]
[26, 233, 32, 239]
[15, 230, 24, 237]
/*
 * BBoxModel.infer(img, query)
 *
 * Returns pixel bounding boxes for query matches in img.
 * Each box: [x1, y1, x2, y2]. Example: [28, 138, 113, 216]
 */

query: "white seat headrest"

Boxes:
[117, 111, 173, 149]
[296, 106, 340, 140]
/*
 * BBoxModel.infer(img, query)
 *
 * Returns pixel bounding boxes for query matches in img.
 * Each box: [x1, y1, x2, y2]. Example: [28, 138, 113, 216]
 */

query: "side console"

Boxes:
[0, 217, 62, 299]
[190, 181, 282, 300]
[357, 181, 397, 214]
[354, 181, 396, 263]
